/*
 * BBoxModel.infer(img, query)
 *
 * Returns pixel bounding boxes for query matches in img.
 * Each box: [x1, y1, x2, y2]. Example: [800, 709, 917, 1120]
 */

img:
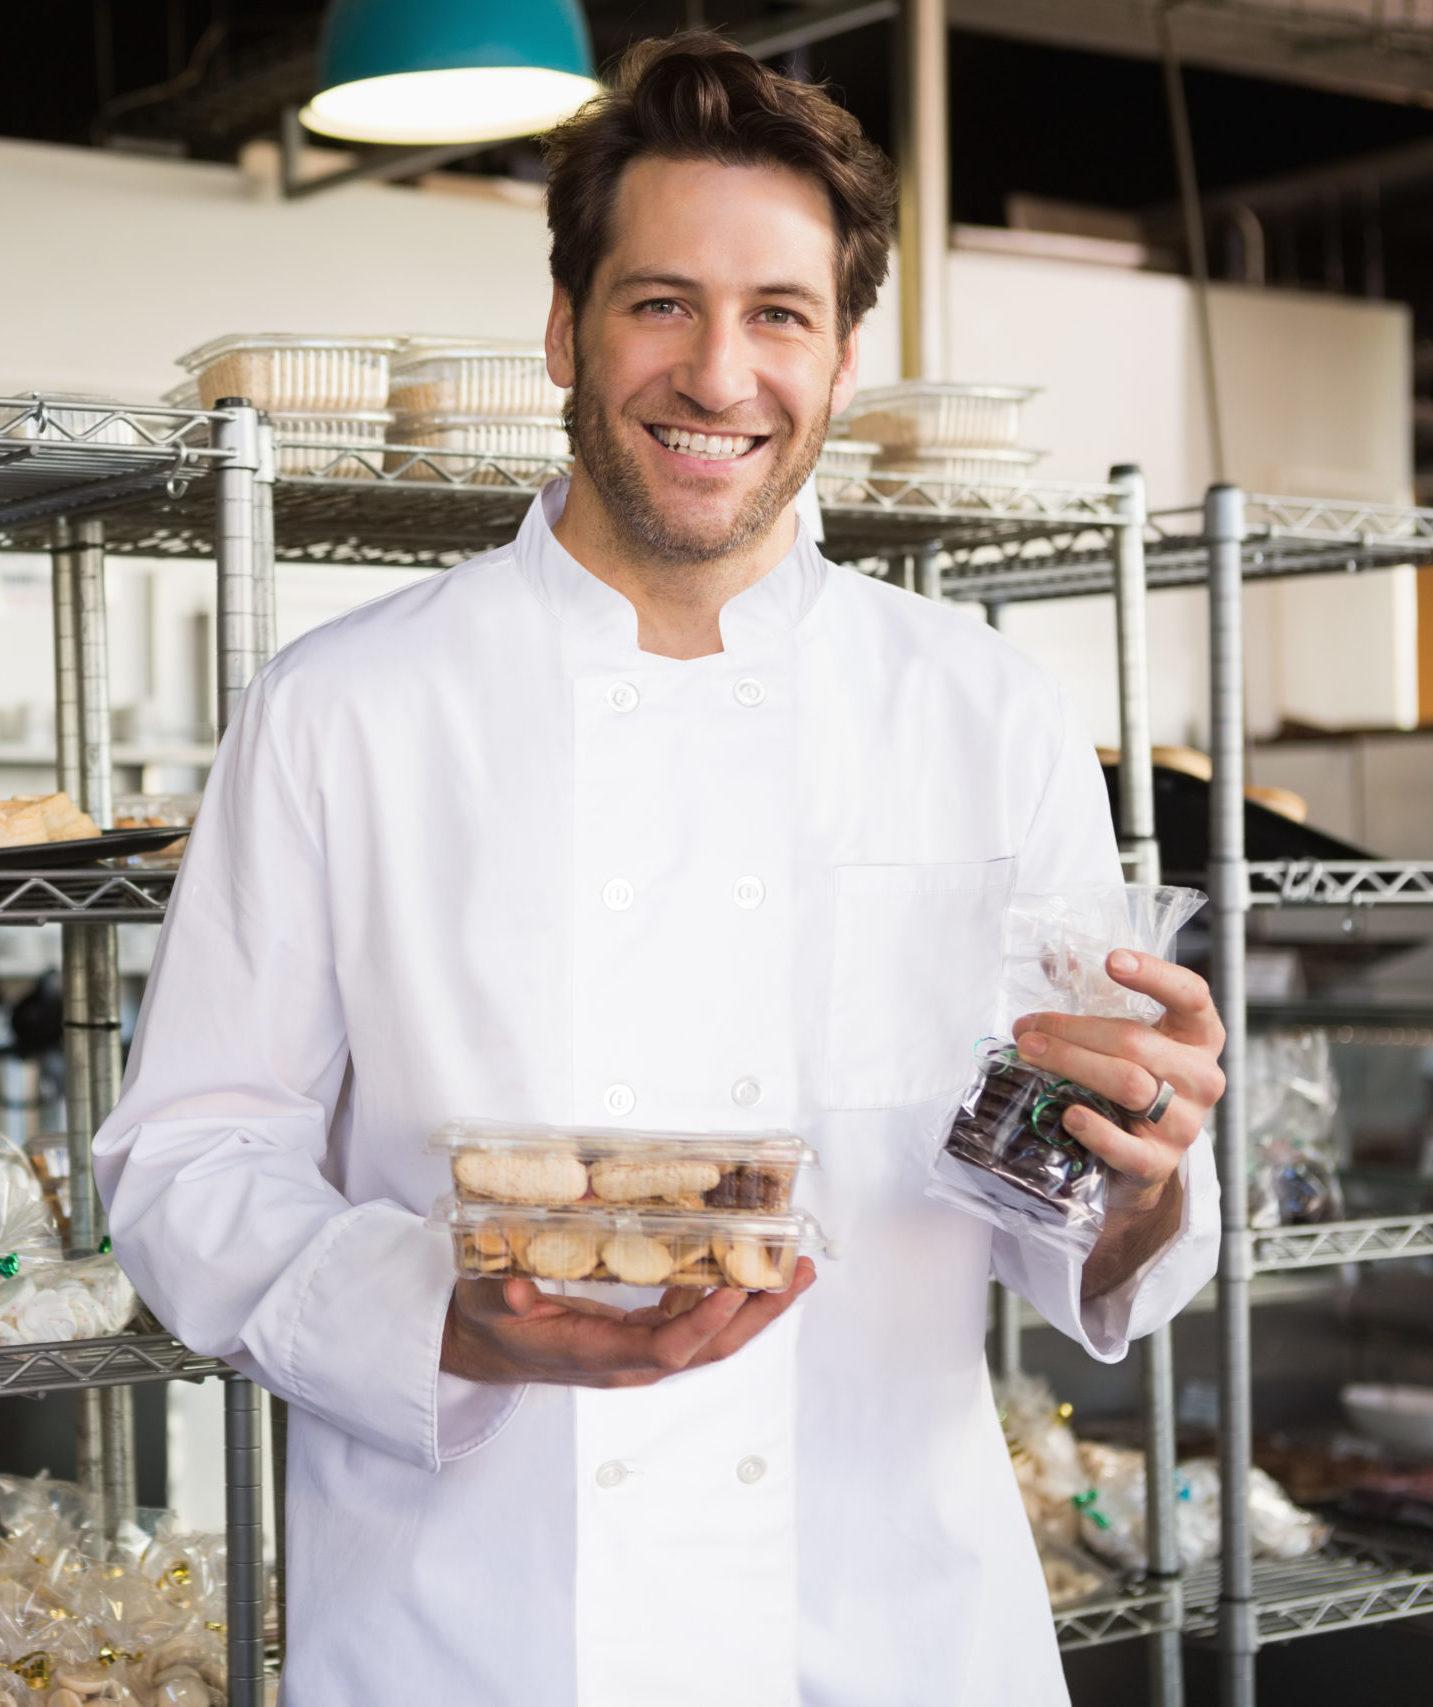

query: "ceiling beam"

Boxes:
[944, 0, 1433, 107]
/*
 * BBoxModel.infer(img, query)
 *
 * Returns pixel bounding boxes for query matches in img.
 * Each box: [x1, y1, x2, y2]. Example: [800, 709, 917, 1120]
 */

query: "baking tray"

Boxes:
[0, 826, 191, 870]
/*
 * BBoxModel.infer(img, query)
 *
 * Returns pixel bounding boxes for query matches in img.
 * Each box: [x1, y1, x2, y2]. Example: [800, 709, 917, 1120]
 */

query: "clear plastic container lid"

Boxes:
[434, 1196, 829, 1290]
[429, 1118, 816, 1168]
[391, 341, 548, 368]
[847, 381, 1041, 406]
[176, 332, 401, 371]
[391, 412, 566, 432]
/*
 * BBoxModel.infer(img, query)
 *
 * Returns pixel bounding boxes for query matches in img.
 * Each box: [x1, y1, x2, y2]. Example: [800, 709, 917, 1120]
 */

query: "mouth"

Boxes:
[645, 423, 769, 463]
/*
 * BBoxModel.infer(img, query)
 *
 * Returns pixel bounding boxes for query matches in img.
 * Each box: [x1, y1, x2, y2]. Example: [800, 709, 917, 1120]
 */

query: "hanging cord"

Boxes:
[1157, 3, 1227, 484]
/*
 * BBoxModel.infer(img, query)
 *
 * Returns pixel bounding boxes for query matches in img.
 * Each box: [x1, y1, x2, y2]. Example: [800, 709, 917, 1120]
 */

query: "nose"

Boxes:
[671, 317, 760, 418]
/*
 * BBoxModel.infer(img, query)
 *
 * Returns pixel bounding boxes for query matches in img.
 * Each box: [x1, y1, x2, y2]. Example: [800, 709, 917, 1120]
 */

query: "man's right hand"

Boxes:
[441, 1260, 816, 1390]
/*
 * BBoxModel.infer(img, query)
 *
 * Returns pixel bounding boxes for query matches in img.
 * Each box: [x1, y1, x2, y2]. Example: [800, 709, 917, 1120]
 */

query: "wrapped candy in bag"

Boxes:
[926, 885, 1206, 1260]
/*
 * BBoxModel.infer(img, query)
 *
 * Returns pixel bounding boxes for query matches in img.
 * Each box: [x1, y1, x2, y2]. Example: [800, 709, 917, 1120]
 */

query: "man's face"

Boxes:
[547, 155, 860, 566]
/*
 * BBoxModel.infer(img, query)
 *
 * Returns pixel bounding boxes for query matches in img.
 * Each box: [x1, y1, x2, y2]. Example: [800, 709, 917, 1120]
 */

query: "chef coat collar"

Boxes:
[513, 477, 828, 657]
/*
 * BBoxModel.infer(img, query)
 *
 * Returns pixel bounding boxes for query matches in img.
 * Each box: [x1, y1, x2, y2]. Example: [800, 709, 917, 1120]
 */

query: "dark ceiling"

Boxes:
[8, 1, 1433, 484]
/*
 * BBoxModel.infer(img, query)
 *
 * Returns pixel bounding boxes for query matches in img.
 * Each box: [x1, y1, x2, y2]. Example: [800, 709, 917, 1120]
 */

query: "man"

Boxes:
[95, 33, 1222, 1706]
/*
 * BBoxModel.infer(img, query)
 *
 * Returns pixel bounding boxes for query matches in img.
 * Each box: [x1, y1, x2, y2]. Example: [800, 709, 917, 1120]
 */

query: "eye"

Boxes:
[636, 298, 684, 317]
[756, 307, 805, 327]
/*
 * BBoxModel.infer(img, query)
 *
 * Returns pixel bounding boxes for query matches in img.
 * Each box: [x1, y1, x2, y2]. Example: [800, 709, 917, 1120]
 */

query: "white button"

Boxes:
[604, 1083, 636, 1117]
[736, 1456, 767, 1485]
[733, 678, 766, 707]
[731, 1077, 763, 1108]
[606, 681, 640, 713]
[595, 1461, 629, 1489]
[733, 876, 766, 909]
[602, 877, 634, 911]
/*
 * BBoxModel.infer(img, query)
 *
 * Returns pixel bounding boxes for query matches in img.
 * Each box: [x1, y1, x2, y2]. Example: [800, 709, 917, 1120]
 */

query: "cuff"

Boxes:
[246, 1200, 521, 1472]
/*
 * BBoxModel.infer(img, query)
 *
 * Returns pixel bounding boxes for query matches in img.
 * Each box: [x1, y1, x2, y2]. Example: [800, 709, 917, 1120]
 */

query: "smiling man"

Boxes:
[94, 32, 1221, 1707]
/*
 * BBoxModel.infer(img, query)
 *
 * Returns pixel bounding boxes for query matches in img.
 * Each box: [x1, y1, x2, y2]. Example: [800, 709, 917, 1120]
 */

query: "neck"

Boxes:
[552, 464, 798, 660]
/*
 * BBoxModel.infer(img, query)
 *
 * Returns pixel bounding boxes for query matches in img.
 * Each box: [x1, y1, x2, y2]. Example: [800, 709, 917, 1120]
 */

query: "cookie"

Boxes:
[526, 1227, 601, 1280]
[599, 1233, 675, 1286]
[589, 1159, 722, 1204]
[713, 1237, 786, 1291]
[453, 1149, 589, 1205]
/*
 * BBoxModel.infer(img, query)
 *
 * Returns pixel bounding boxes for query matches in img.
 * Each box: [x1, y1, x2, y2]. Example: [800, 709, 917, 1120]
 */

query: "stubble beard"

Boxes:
[564, 350, 831, 569]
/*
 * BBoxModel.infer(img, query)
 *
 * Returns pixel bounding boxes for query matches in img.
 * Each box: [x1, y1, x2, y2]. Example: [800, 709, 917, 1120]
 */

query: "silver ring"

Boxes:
[1140, 1079, 1177, 1125]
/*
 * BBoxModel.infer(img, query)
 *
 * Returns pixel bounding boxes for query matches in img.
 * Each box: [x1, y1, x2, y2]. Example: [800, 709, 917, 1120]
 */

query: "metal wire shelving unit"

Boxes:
[7, 397, 1433, 1703]
[0, 394, 272, 1706]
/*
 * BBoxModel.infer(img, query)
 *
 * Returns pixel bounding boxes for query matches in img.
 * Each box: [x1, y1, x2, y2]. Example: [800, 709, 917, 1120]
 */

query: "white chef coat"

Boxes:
[94, 479, 1220, 1707]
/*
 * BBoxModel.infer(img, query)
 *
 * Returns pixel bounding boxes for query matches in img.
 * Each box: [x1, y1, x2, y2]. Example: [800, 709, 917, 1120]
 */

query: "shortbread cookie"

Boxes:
[713, 1237, 786, 1291]
[526, 1227, 600, 1280]
[600, 1233, 675, 1286]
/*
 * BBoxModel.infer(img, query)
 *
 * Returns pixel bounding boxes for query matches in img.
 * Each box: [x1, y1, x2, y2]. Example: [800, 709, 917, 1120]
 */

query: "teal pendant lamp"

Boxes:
[300, 0, 600, 146]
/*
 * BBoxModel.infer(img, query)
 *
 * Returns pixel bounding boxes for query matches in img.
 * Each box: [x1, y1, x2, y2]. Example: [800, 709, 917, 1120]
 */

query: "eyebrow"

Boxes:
[612, 271, 830, 310]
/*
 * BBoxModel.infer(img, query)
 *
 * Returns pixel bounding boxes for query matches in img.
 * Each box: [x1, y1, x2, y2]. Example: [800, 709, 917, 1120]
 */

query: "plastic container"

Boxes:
[871, 445, 1044, 500]
[112, 793, 201, 867]
[389, 342, 566, 418]
[814, 439, 880, 505]
[1342, 1385, 1433, 1459]
[431, 1119, 817, 1213]
[175, 333, 400, 412]
[435, 1197, 827, 1291]
[386, 414, 570, 483]
[843, 381, 1039, 451]
[270, 410, 391, 477]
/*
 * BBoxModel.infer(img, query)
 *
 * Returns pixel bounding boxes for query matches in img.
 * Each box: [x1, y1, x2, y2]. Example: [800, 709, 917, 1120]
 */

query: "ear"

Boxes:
[830, 323, 861, 417]
[546, 286, 577, 389]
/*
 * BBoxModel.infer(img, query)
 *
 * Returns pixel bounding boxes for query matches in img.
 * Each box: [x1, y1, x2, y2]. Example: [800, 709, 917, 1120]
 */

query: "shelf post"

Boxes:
[224, 1379, 265, 1707]
[1206, 484, 1257, 1706]
[1111, 464, 1184, 1707]
[214, 402, 267, 1703]
[254, 417, 278, 664]
[213, 401, 261, 733]
[51, 520, 105, 1517]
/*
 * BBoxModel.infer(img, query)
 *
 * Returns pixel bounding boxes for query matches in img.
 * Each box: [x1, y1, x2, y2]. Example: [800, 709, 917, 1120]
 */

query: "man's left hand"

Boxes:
[1011, 949, 1226, 1215]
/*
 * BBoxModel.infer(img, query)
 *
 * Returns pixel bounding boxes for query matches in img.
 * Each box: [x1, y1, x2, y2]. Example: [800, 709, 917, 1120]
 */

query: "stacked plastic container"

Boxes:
[430, 1121, 826, 1292]
[829, 381, 1045, 502]
[172, 333, 401, 477]
[384, 340, 569, 484]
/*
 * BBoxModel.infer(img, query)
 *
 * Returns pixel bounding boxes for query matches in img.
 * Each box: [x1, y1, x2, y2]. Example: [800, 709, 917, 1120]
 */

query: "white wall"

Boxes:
[2, 137, 1415, 753]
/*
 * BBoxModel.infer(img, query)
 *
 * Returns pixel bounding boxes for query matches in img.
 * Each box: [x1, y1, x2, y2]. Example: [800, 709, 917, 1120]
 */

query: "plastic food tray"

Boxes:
[843, 381, 1039, 451]
[814, 439, 880, 505]
[430, 1119, 817, 1214]
[386, 414, 570, 483]
[871, 444, 1045, 500]
[175, 333, 400, 412]
[389, 343, 566, 418]
[271, 410, 391, 477]
[112, 792, 201, 868]
[435, 1197, 827, 1291]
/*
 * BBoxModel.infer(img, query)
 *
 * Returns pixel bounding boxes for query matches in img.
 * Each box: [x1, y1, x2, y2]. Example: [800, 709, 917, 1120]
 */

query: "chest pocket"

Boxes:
[822, 858, 1015, 1111]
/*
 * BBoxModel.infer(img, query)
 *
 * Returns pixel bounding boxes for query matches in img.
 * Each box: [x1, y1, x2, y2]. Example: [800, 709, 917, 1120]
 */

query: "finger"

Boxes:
[1015, 1028, 1161, 1116]
[686, 1259, 818, 1367]
[1060, 1101, 1192, 1187]
[1014, 1014, 1225, 1107]
[495, 1278, 628, 1322]
[1104, 951, 1224, 1049]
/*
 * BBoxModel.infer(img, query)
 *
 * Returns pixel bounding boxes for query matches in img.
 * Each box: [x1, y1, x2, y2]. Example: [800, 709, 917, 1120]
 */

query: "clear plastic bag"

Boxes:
[926, 885, 1206, 1259]
[1246, 1029, 1343, 1228]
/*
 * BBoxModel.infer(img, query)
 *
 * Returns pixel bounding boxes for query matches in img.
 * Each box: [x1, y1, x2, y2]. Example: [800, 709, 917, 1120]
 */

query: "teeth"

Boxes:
[652, 426, 756, 459]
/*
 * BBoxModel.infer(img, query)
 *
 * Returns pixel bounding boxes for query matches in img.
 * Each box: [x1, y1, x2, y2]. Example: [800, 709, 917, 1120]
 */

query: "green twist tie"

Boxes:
[98, 1236, 112, 1255]
[0, 1254, 20, 1278]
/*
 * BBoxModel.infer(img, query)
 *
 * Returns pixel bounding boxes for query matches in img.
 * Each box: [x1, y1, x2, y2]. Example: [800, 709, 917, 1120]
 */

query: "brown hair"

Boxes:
[542, 31, 897, 342]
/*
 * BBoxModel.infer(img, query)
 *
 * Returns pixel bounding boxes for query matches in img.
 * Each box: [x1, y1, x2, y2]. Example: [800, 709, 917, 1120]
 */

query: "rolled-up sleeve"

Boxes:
[987, 680, 1221, 1358]
[93, 670, 521, 1471]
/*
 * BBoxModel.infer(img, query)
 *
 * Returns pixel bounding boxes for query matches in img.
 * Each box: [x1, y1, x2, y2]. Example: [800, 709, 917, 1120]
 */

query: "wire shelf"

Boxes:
[0, 868, 175, 925]
[1246, 861, 1433, 907]
[1251, 1214, 1433, 1272]
[1053, 1579, 1179, 1649]
[1182, 1531, 1433, 1644]
[0, 1332, 225, 1398]
[0, 397, 231, 534]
